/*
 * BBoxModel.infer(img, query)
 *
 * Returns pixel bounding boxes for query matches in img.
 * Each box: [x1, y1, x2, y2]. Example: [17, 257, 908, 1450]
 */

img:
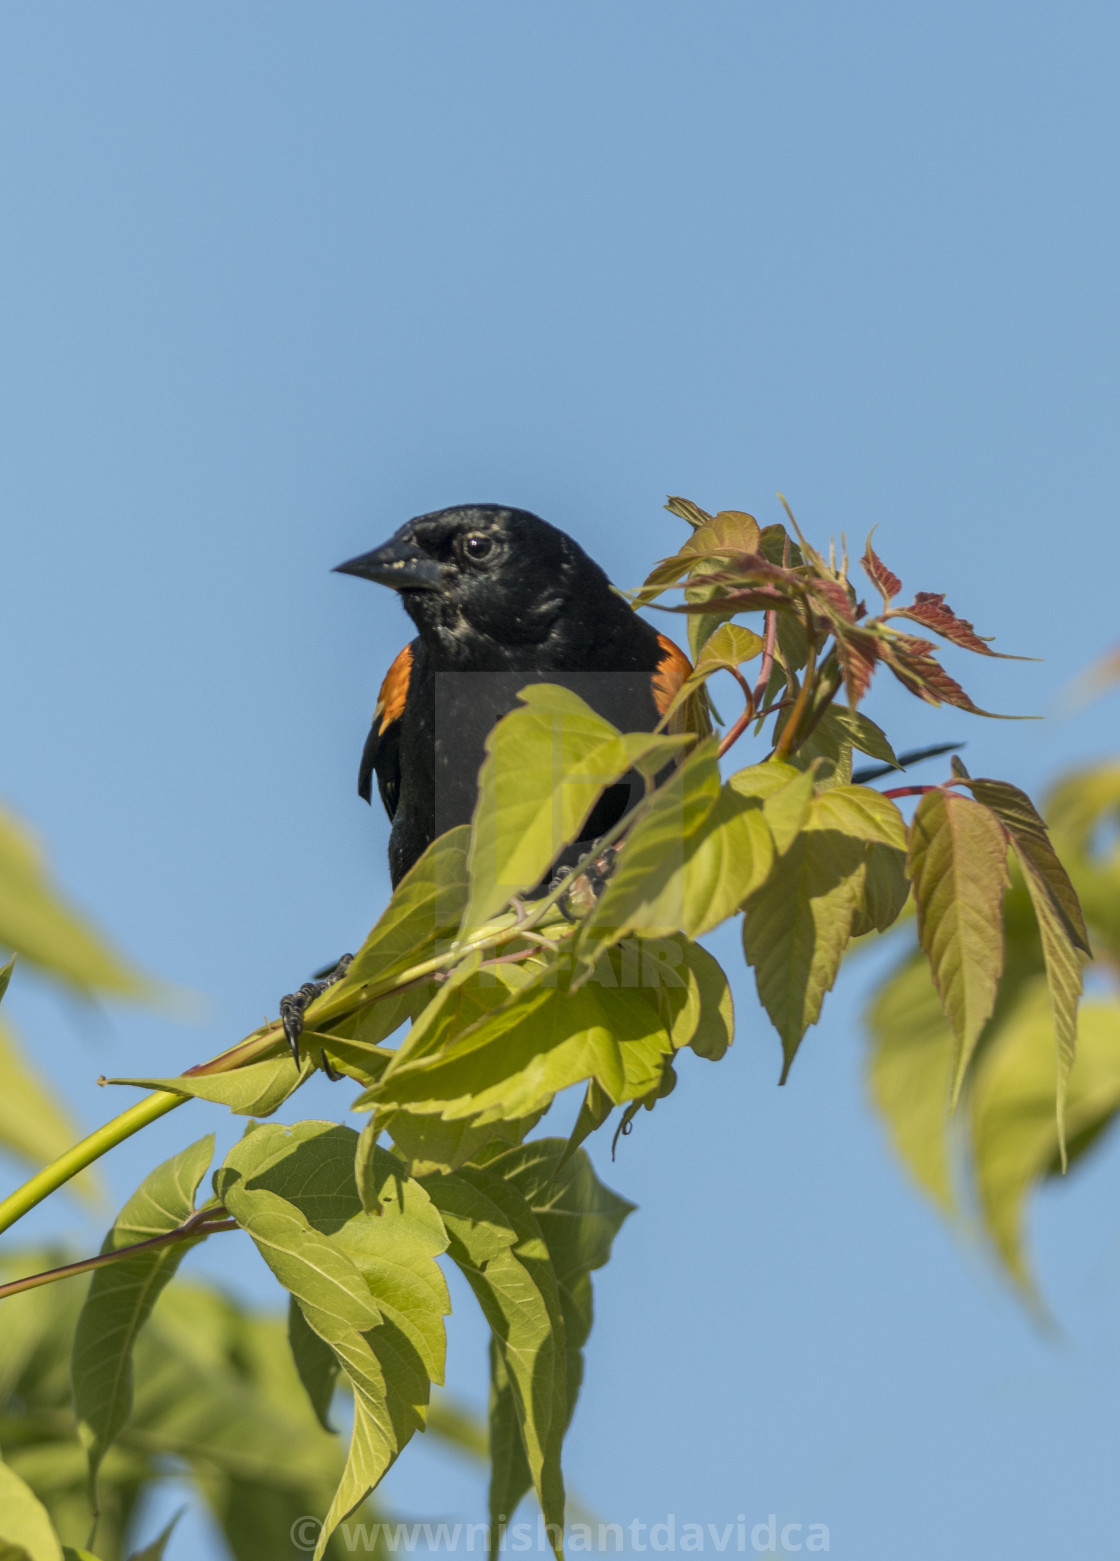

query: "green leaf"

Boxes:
[0, 1020, 101, 1201]
[381, 1107, 544, 1178]
[727, 762, 813, 855]
[680, 518, 763, 659]
[784, 703, 899, 786]
[664, 495, 712, 530]
[0, 1462, 63, 1561]
[104, 1054, 313, 1116]
[692, 621, 765, 674]
[673, 938, 735, 1060]
[969, 989, 1120, 1296]
[463, 685, 686, 932]
[686, 509, 762, 558]
[0, 807, 154, 999]
[368, 956, 675, 1124]
[662, 621, 764, 712]
[961, 777, 1090, 1165]
[908, 791, 1010, 1108]
[559, 1079, 615, 1167]
[576, 750, 775, 967]
[0, 956, 12, 1005]
[866, 952, 957, 1213]
[741, 787, 888, 1079]
[423, 1168, 565, 1558]
[288, 1294, 340, 1431]
[491, 1140, 634, 1440]
[72, 1136, 215, 1512]
[214, 1123, 450, 1559]
[346, 828, 472, 987]
[573, 742, 712, 948]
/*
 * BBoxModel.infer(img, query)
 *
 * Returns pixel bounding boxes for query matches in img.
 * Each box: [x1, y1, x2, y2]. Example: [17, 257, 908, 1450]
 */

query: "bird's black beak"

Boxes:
[334, 537, 442, 591]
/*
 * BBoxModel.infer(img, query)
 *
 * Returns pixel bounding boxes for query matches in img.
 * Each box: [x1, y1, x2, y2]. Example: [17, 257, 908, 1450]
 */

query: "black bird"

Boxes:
[336, 503, 699, 887]
[279, 503, 699, 1062]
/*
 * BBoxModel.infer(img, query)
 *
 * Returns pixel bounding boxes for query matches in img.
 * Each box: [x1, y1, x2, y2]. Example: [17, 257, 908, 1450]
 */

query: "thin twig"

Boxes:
[0, 1207, 237, 1301]
[716, 666, 757, 758]
[751, 610, 778, 708]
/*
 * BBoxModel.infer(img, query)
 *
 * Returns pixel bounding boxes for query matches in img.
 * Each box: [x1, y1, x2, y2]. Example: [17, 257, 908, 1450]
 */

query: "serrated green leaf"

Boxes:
[0, 807, 154, 1000]
[72, 1136, 216, 1511]
[693, 621, 765, 674]
[491, 1140, 634, 1453]
[215, 1122, 450, 1561]
[575, 750, 774, 968]
[962, 777, 1090, 1164]
[969, 989, 1120, 1296]
[463, 685, 685, 931]
[424, 1168, 566, 1560]
[684, 941, 735, 1060]
[850, 839, 911, 936]
[726, 762, 814, 855]
[741, 792, 873, 1079]
[866, 952, 957, 1213]
[0, 1462, 63, 1561]
[104, 1054, 312, 1116]
[368, 959, 674, 1125]
[908, 791, 1010, 1108]
[0, 1020, 101, 1202]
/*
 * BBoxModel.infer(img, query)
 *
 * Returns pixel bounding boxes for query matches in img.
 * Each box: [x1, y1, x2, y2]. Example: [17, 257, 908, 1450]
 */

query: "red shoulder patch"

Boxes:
[651, 633, 693, 717]
[376, 644, 413, 732]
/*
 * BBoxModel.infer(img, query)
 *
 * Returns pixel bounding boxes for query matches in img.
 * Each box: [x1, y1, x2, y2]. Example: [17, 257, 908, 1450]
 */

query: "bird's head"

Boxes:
[335, 504, 605, 657]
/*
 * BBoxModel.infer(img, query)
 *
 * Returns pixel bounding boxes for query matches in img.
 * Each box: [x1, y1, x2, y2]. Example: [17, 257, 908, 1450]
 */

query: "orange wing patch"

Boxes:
[651, 634, 693, 717]
[375, 644, 413, 733]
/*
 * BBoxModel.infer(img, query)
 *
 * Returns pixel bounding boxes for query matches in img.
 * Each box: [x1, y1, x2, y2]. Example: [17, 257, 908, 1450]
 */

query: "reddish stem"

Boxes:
[880, 785, 939, 800]
[717, 666, 758, 759]
[751, 610, 778, 708]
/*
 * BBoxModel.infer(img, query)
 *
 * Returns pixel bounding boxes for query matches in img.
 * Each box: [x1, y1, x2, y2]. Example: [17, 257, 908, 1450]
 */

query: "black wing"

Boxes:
[358, 643, 413, 821]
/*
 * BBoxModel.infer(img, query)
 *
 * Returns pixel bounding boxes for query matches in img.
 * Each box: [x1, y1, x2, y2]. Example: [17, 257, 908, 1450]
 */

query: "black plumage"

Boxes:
[336, 504, 696, 886]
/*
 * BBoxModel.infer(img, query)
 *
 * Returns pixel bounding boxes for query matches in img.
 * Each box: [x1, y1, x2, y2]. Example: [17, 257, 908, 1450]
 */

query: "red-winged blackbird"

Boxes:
[334, 504, 698, 887]
[280, 503, 697, 1061]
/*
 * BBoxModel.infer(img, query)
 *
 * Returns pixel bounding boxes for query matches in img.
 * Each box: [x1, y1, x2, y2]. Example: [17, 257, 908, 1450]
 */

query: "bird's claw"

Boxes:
[279, 954, 354, 1069]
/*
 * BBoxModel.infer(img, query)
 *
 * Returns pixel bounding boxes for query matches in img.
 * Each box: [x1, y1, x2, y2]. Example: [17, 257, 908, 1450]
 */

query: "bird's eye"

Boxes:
[463, 533, 493, 561]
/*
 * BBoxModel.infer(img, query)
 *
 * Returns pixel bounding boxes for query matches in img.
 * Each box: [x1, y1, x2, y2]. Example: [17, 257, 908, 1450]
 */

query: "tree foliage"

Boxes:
[0, 496, 1105, 1560]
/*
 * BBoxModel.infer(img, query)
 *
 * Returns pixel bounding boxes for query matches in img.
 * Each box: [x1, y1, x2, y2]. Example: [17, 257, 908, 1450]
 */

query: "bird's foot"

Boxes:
[279, 953, 354, 1068]
[556, 845, 620, 920]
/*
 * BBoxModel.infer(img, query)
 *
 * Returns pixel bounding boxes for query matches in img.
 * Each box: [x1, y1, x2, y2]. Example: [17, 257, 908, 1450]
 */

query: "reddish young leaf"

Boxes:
[891, 591, 1010, 657]
[884, 638, 1010, 718]
[806, 576, 857, 626]
[834, 626, 881, 708]
[861, 538, 903, 604]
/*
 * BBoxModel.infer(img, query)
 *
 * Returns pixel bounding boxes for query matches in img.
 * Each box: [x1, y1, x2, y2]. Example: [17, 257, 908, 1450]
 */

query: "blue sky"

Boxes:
[2, 5, 1119, 1558]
